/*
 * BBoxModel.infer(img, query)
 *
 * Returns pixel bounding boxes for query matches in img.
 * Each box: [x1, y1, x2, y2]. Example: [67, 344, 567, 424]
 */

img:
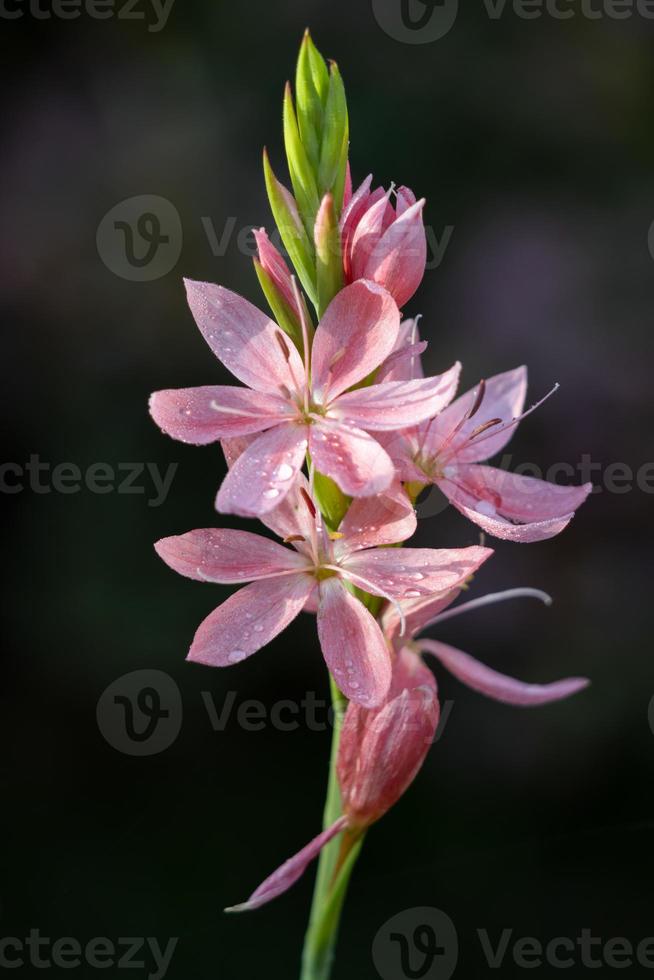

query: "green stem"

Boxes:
[300, 677, 363, 980]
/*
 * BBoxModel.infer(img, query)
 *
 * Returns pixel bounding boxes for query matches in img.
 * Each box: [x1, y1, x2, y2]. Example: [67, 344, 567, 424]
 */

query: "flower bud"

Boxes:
[341, 177, 427, 308]
[337, 649, 439, 829]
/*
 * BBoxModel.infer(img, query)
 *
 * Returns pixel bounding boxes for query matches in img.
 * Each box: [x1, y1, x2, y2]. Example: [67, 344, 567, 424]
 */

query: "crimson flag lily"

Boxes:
[149, 278, 460, 516]
[155, 477, 491, 707]
[340, 176, 427, 308]
[383, 366, 592, 542]
[226, 647, 439, 913]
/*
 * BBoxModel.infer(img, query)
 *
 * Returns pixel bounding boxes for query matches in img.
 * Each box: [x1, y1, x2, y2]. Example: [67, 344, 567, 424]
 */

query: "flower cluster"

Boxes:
[149, 31, 590, 953]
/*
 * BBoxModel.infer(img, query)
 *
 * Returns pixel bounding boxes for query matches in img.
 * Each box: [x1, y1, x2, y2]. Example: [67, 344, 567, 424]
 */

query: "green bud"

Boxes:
[283, 83, 321, 236]
[314, 193, 344, 317]
[263, 148, 317, 306]
[318, 62, 349, 213]
[312, 470, 351, 531]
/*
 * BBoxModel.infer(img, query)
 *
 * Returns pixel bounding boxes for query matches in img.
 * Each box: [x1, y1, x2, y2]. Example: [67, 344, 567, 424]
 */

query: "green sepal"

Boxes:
[318, 63, 349, 208]
[263, 148, 317, 306]
[253, 258, 303, 351]
[315, 194, 344, 317]
[283, 83, 321, 236]
[313, 470, 351, 531]
[295, 30, 325, 172]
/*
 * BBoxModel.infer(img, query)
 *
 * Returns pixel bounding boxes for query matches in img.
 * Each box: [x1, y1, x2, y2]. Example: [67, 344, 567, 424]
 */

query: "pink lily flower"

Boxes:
[154, 477, 492, 707]
[253, 227, 303, 322]
[340, 176, 427, 308]
[383, 366, 592, 542]
[382, 585, 590, 706]
[149, 278, 460, 516]
[226, 647, 439, 913]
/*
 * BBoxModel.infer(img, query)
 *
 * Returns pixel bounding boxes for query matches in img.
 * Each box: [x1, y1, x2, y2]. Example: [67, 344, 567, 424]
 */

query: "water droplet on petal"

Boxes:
[228, 650, 247, 664]
[274, 463, 294, 481]
[263, 488, 280, 500]
[404, 590, 421, 598]
[253, 624, 264, 633]
[476, 499, 497, 517]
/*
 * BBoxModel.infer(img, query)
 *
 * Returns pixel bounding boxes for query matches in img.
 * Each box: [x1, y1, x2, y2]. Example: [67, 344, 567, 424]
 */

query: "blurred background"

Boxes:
[2, 1, 653, 976]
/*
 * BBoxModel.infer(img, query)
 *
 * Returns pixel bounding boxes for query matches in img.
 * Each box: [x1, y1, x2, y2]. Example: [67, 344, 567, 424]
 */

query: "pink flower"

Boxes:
[149, 279, 460, 516]
[382, 585, 590, 706]
[383, 366, 592, 542]
[253, 227, 303, 321]
[340, 176, 427, 308]
[225, 648, 439, 913]
[154, 476, 492, 707]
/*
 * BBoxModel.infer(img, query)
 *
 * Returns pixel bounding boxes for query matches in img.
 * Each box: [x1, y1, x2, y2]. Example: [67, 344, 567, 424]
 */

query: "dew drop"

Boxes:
[263, 488, 280, 500]
[274, 463, 294, 481]
[476, 499, 497, 517]
[253, 624, 264, 633]
[228, 650, 247, 664]
[404, 590, 421, 598]
[411, 572, 425, 581]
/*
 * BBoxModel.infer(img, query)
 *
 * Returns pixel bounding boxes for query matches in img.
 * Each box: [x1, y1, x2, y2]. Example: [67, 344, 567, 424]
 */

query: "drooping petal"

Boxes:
[154, 529, 310, 583]
[438, 464, 592, 543]
[309, 418, 394, 498]
[149, 386, 292, 444]
[341, 545, 493, 601]
[422, 366, 528, 464]
[363, 199, 427, 309]
[216, 423, 309, 516]
[336, 482, 417, 554]
[184, 279, 306, 396]
[381, 588, 462, 651]
[418, 639, 590, 706]
[310, 281, 400, 402]
[331, 364, 460, 431]
[317, 577, 392, 707]
[225, 817, 347, 913]
[187, 574, 314, 667]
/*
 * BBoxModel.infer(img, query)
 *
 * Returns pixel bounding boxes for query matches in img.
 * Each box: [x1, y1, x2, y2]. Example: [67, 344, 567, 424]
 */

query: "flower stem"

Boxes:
[300, 676, 363, 980]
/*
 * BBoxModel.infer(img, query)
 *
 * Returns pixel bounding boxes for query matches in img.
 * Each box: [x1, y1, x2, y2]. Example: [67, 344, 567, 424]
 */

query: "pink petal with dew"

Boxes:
[154, 529, 310, 584]
[349, 191, 395, 281]
[149, 386, 292, 444]
[376, 340, 426, 383]
[342, 545, 493, 602]
[221, 434, 256, 468]
[216, 422, 309, 516]
[340, 174, 373, 279]
[375, 428, 428, 484]
[438, 465, 592, 543]
[253, 228, 298, 313]
[422, 366, 527, 464]
[332, 365, 460, 431]
[336, 483, 417, 554]
[381, 588, 462, 651]
[183, 279, 306, 396]
[364, 199, 427, 309]
[418, 639, 590, 706]
[317, 577, 392, 707]
[225, 817, 347, 913]
[310, 281, 400, 402]
[338, 649, 439, 827]
[395, 186, 417, 216]
[187, 573, 314, 667]
[259, 472, 316, 553]
[309, 418, 394, 498]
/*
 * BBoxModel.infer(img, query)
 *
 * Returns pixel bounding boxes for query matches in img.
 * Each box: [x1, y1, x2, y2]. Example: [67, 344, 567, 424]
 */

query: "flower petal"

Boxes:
[310, 281, 400, 402]
[422, 366, 528, 463]
[342, 545, 493, 601]
[381, 588, 462, 651]
[154, 529, 309, 583]
[331, 364, 460, 431]
[184, 279, 306, 395]
[149, 386, 292, 444]
[187, 574, 314, 667]
[418, 639, 590, 706]
[363, 199, 427, 309]
[336, 482, 417, 553]
[216, 423, 309, 516]
[259, 472, 316, 556]
[376, 317, 425, 383]
[225, 817, 347, 913]
[438, 465, 592, 543]
[317, 577, 392, 707]
[309, 418, 394, 497]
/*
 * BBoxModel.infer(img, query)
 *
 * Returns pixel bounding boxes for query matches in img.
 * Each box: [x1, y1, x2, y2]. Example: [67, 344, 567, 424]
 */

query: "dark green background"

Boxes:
[3, 1, 653, 977]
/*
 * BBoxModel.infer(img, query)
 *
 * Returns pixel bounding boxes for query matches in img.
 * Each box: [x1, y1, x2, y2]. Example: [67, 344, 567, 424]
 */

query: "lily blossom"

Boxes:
[340, 177, 427, 308]
[382, 586, 590, 706]
[226, 648, 439, 913]
[155, 477, 492, 707]
[150, 278, 460, 516]
[383, 366, 592, 542]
